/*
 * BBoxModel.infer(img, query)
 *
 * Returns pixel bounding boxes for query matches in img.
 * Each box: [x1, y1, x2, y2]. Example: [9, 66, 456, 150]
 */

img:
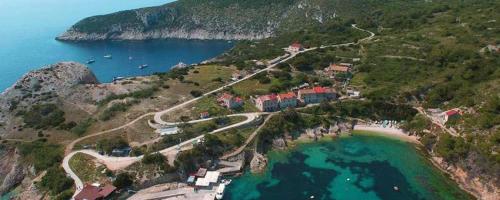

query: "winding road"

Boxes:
[61, 25, 376, 198]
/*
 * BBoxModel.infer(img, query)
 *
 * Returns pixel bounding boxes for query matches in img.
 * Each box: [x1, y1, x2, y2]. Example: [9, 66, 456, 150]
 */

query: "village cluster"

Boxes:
[216, 85, 337, 113]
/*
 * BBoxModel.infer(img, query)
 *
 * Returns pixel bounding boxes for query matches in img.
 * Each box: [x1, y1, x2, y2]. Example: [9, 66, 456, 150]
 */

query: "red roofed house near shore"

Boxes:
[288, 42, 304, 53]
[255, 94, 279, 112]
[217, 93, 243, 109]
[74, 184, 116, 200]
[439, 108, 462, 124]
[277, 92, 297, 109]
[298, 87, 337, 104]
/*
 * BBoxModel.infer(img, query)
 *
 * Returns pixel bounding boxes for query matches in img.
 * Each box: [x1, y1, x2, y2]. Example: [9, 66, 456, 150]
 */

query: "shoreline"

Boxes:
[352, 125, 421, 144]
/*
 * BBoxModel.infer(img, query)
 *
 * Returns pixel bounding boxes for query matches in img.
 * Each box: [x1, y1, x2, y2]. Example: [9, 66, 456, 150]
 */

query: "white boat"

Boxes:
[138, 64, 148, 69]
[128, 56, 133, 60]
[215, 183, 226, 200]
[86, 59, 95, 64]
[113, 76, 125, 81]
[104, 54, 112, 59]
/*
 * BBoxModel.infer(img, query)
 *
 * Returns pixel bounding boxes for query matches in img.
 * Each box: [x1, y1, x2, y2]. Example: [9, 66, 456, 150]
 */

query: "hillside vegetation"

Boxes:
[220, 0, 500, 195]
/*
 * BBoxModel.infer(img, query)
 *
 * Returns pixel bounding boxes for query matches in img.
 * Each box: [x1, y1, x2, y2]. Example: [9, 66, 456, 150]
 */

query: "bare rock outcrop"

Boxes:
[250, 152, 268, 174]
[0, 148, 25, 196]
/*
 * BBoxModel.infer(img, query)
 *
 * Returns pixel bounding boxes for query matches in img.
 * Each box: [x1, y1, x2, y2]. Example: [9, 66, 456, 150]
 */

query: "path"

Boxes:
[61, 25, 376, 198]
[415, 107, 459, 137]
[220, 114, 273, 160]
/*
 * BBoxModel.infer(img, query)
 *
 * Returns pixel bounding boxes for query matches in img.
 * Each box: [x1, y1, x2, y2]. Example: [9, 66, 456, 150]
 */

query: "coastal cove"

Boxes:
[226, 132, 473, 200]
[0, 0, 232, 91]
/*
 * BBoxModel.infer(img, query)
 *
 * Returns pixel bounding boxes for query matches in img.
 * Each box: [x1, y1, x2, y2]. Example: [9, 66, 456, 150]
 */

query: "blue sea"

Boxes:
[226, 133, 472, 200]
[0, 0, 232, 91]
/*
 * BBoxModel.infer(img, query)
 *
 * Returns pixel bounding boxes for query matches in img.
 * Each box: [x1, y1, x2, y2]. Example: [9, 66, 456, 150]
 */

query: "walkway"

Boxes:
[61, 25, 376, 198]
[415, 107, 459, 137]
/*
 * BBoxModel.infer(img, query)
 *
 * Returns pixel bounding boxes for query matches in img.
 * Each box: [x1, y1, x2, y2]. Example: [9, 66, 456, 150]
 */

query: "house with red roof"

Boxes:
[74, 184, 116, 200]
[277, 92, 297, 109]
[255, 94, 279, 112]
[298, 87, 337, 104]
[217, 93, 243, 109]
[439, 108, 462, 124]
[324, 63, 351, 77]
[288, 42, 304, 53]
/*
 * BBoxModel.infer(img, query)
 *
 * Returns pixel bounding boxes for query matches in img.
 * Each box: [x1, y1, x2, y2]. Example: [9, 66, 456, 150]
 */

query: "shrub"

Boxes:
[18, 141, 63, 171]
[113, 173, 133, 189]
[71, 118, 94, 136]
[21, 104, 65, 129]
[39, 167, 73, 196]
[190, 90, 203, 97]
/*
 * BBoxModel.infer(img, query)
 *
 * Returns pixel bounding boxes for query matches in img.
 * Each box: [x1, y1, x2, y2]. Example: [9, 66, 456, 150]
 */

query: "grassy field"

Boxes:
[232, 79, 272, 97]
[184, 65, 237, 91]
[69, 153, 108, 184]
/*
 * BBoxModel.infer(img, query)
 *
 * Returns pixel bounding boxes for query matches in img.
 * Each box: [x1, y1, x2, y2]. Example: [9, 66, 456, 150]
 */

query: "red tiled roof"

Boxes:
[313, 87, 327, 93]
[98, 184, 116, 197]
[290, 42, 302, 48]
[278, 92, 296, 100]
[326, 64, 350, 72]
[299, 87, 336, 95]
[234, 97, 243, 103]
[75, 185, 102, 200]
[258, 94, 278, 102]
[219, 93, 234, 100]
[445, 109, 460, 116]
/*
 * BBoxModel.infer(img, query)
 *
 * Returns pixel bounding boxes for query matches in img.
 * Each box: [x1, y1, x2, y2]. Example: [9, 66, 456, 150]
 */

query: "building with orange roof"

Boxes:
[288, 42, 304, 53]
[217, 93, 243, 109]
[277, 92, 297, 109]
[324, 64, 350, 77]
[298, 87, 337, 104]
[74, 184, 116, 200]
[255, 94, 279, 112]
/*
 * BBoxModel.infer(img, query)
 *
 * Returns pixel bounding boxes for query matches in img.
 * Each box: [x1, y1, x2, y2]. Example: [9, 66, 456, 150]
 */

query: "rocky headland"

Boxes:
[56, 0, 339, 41]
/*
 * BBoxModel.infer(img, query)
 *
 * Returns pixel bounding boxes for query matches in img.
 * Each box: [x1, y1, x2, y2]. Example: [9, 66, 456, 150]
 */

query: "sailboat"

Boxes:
[86, 59, 95, 64]
[138, 64, 148, 69]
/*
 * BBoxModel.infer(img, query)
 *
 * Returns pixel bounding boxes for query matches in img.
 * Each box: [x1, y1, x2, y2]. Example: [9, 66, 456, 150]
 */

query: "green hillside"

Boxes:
[222, 0, 500, 186]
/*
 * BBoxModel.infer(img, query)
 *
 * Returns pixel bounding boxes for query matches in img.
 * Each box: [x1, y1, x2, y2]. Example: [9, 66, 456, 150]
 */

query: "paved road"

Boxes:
[61, 25, 376, 198]
[62, 112, 262, 195]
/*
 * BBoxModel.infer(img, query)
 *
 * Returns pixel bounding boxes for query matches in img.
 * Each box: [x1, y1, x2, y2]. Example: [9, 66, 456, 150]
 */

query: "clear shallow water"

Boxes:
[0, 0, 232, 91]
[226, 133, 472, 200]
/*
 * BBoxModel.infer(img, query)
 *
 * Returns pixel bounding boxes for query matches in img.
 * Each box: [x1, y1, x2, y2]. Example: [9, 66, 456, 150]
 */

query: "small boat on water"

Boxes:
[104, 54, 112, 59]
[393, 186, 399, 191]
[172, 61, 187, 69]
[128, 56, 133, 60]
[113, 76, 125, 81]
[86, 59, 95, 64]
[138, 64, 148, 69]
[215, 183, 226, 200]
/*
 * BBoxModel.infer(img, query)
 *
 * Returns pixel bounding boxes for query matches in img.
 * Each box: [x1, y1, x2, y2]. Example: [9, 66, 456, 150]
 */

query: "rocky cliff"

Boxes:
[0, 62, 98, 133]
[57, 0, 343, 41]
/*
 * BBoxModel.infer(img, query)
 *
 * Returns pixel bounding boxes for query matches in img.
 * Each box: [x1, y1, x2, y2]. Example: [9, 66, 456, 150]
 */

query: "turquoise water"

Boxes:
[226, 133, 472, 200]
[0, 0, 232, 91]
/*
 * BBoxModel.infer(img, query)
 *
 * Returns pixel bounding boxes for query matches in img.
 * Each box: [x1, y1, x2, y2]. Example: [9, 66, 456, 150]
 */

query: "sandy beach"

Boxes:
[353, 125, 420, 144]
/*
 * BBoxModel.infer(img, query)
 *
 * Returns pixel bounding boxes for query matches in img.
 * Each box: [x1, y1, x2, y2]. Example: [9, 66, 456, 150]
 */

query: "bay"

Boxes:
[0, 0, 232, 91]
[226, 132, 472, 200]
